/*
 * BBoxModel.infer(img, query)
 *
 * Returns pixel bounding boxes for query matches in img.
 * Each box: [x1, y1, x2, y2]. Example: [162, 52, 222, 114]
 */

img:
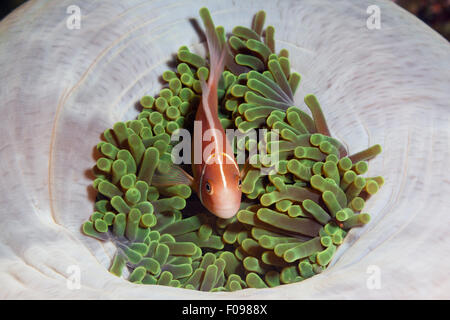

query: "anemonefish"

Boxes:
[153, 8, 242, 219]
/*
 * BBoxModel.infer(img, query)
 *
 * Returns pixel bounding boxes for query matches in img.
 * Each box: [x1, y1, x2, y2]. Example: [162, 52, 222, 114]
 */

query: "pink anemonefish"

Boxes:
[152, 8, 244, 219]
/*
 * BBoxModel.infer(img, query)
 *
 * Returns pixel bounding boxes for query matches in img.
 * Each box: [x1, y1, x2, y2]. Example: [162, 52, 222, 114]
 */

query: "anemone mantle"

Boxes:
[0, 0, 449, 299]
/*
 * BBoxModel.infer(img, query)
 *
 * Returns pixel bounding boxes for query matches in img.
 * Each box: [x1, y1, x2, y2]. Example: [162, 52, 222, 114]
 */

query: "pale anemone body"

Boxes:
[0, 0, 449, 298]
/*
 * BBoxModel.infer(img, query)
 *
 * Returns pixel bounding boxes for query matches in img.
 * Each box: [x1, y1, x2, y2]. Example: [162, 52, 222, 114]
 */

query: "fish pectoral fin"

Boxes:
[239, 160, 251, 179]
[151, 164, 194, 187]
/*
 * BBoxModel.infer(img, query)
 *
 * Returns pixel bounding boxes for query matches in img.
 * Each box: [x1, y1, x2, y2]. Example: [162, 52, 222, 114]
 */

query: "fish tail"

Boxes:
[199, 7, 248, 77]
[199, 7, 227, 95]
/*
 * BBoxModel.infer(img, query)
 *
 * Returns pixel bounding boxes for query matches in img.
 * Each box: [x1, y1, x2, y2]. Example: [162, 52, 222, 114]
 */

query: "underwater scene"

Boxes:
[0, 0, 449, 302]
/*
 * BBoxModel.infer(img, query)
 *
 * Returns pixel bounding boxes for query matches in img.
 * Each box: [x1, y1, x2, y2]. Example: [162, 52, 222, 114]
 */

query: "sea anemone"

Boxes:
[81, 7, 385, 291]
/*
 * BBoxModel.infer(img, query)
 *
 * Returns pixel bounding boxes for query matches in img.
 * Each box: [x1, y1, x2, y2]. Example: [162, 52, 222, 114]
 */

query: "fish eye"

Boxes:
[205, 182, 213, 194]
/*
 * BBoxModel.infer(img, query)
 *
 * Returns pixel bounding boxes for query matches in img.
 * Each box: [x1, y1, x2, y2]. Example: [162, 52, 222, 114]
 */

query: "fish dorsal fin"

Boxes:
[199, 48, 227, 119]
[151, 164, 194, 187]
